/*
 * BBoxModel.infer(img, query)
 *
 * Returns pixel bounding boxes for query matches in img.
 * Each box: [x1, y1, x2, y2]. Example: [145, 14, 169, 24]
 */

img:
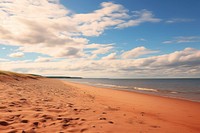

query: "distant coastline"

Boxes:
[45, 76, 82, 79]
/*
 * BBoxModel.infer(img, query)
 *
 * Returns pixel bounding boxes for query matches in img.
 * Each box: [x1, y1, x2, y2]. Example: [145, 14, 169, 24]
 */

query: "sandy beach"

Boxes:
[0, 73, 200, 133]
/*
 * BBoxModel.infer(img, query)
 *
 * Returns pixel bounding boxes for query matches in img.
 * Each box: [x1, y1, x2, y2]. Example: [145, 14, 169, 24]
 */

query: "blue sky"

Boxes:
[61, 0, 200, 53]
[0, 0, 200, 78]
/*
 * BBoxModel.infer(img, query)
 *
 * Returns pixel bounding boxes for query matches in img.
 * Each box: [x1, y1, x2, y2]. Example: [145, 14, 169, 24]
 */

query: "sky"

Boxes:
[0, 0, 200, 78]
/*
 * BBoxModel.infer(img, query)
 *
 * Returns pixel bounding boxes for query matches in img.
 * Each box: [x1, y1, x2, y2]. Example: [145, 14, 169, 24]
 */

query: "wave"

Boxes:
[133, 87, 158, 92]
[72, 81, 180, 94]
[79, 81, 91, 84]
[94, 83, 126, 88]
[91, 83, 159, 92]
[67, 79, 192, 95]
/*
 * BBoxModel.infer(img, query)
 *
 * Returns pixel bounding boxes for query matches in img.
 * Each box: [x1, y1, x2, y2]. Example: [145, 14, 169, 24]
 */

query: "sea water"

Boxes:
[62, 78, 200, 102]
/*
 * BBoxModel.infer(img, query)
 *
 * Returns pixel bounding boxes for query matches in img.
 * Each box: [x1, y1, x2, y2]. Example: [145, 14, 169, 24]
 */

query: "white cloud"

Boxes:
[0, 0, 82, 57]
[35, 56, 52, 62]
[92, 46, 113, 55]
[85, 43, 114, 59]
[116, 9, 161, 29]
[0, 0, 161, 59]
[134, 48, 200, 67]
[166, 18, 194, 24]
[102, 53, 117, 60]
[8, 52, 24, 58]
[2, 48, 200, 78]
[163, 36, 200, 44]
[0, 58, 8, 62]
[121, 46, 158, 59]
[72, 2, 130, 36]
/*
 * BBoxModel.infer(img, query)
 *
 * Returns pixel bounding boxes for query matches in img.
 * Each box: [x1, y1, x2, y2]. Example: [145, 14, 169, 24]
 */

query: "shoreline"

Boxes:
[0, 75, 200, 132]
[63, 80, 200, 104]
[62, 79, 200, 103]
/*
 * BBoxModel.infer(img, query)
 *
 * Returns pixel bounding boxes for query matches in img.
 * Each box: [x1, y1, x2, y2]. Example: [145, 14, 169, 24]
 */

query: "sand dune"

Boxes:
[0, 71, 200, 133]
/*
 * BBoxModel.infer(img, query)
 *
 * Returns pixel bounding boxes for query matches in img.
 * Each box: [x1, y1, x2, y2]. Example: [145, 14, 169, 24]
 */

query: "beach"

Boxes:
[0, 73, 200, 133]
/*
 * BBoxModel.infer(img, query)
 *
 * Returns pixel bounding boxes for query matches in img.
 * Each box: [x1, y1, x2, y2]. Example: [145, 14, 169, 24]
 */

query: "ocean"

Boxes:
[62, 78, 200, 102]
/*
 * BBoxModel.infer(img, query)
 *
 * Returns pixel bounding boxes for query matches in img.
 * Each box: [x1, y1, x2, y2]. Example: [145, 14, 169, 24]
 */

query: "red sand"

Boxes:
[0, 75, 200, 133]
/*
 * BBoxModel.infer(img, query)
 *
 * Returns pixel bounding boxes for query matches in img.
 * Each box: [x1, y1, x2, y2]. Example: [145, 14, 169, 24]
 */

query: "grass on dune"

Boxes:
[0, 70, 41, 78]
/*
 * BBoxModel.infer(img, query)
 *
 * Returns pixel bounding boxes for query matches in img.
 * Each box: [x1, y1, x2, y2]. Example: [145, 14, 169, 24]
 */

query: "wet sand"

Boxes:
[0, 73, 200, 133]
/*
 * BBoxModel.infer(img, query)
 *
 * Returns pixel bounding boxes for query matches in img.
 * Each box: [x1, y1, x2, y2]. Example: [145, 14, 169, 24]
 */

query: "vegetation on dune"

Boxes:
[0, 70, 42, 79]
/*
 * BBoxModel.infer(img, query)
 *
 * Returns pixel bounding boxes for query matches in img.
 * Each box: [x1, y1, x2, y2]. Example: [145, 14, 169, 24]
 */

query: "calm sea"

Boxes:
[62, 78, 200, 102]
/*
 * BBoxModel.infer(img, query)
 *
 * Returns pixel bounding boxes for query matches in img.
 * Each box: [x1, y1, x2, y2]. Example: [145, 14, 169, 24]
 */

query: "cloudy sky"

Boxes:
[0, 0, 200, 78]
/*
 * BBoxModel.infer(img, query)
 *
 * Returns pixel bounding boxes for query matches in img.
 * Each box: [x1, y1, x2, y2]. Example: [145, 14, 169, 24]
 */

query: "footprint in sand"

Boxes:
[80, 119, 86, 121]
[6, 109, 12, 112]
[108, 121, 114, 124]
[0, 121, 9, 126]
[98, 117, 107, 120]
[34, 108, 43, 112]
[41, 114, 54, 120]
[33, 122, 39, 127]
[62, 123, 71, 128]
[5, 114, 21, 122]
[67, 103, 74, 108]
[0, 106, 7, 109]
[57, 117, 63, 120]
[140, 112, 145, 116]
[9, 103, 15, 107]
[150, 125, 160, 128]
[137, 120, 145, 124]
[80, 128, 88, 132]
[21, 120, 29, 123]
[39, 118, 47, 123]
[19, 98, 27, 101]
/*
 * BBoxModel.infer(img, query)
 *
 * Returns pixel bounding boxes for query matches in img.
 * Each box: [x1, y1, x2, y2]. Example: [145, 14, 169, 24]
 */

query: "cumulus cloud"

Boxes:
[0, 0, 161, 59]
[85, 43, 114, 59]
[163, 36, 200, 44]
[0, 0, 82, 57]
[102, 53, 117, 60]
[3, 48, 200, 78]
[73, 2, 129, 36]
[8, 52, 24, 58]
[132, 48, 200, 68]
[92, 46, 113, 55]
[35, 56, 52, 62]
[121, 46, 158, 59]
